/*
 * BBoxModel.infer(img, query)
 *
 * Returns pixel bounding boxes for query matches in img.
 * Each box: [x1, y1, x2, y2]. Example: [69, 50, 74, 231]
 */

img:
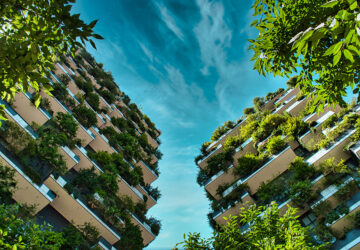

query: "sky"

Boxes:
[73, 1, 288, 249]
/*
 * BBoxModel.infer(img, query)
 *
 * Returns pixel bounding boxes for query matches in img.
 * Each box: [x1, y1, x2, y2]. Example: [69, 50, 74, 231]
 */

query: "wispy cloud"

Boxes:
[138, 42, 154, 62]
[155, 3, 185, 41]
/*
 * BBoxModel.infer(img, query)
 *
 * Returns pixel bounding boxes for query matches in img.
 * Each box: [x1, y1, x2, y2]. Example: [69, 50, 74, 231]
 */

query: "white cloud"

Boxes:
[155, 3, 184, 41]
[138, 42, 154, 62]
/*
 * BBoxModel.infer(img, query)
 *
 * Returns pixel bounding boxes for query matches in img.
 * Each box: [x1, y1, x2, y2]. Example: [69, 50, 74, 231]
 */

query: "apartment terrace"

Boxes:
[198, 144, 223, 169]
[205, 138, 257, 199]
[300, 110, 335, 147]
[89, 126, 117, 154]
[130, 213, 155, 246]
[136, 160, 158, 184]
[0, 144, 54, 213]
[285, 96, 308, 116]
[12, 92, 49, 126]
[331, 228, 360, 250]
[305, 129, 355, 167]
[329, 190, 360, 232]
[137, 184, 156, 209]
[272, 94, 297, 114]
[212, 191, 255, 225]
[205, 117, 247, 153]
[44, 176, 121, 245]
[38, 91, 95, 146]
[222, 146, 296, 196]
[145, 131, 159, 149]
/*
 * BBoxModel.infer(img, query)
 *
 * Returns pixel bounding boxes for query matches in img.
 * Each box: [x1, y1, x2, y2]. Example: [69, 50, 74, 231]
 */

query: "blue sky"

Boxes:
[73, 1, 288, 249]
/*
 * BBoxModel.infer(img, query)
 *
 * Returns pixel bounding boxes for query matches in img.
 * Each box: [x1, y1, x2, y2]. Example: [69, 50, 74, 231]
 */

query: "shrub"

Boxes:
[223, 136, 242, 152]
[253, 97, 265, 110]
[335, 181, 358, 202]
[73, 105, 97, 128]
[313, 201, 331, 217]
[243, 107, 256, 115]
[86, 92, 100, 111]
[99, 89, 115, 104]
[266, 135, 286, 155]
[234, 153, 262, 179]
[210, 121, 235, 142]
[74, 76, 93, 93]
[336, 202, 349, 216]
[320, 158, 350, 175]
[322, 114, 337, 129]
[354, 211, 360, 228]
[59, 74, 71, 85]
[286, 75, 298, 87]
[289, 180, 312, 208]
[280, 116, 308, 139]
[325, 209, 340, 224]
[289, 157, 316, 182]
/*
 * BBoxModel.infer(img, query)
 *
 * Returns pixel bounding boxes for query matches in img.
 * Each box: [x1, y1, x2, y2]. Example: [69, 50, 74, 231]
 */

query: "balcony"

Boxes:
[300, 110, 335, 148]
[109, 104, 126, 119]
[59, 146, 80, 171]
[136, 160, 158, 184]
[73, 145, 103, 173]
[272, 94, 297, 114]
[79, 64, 102, 89]
[1, 100, 38, 139]
[130, 213, 155, 246]
[212, 191, 255, 225]
[89, 126, 117, 154]
[205, 139, 260, 199]
[222, 146, 296, 196]
[285, 96, 308, 116]
[198, 144, 223, 169]
[311, 176, 354, 210]
[206, 118, 247, 152]
[83, 100, 107, 127]
[329, 190, 360, 232]
[98, 95, 114, 112]
[44, 176, 121, 245]
[11, 92, 49, 126]
[305, 129, 354, 167]
[137, 185, 156, 209]
[38, 92, 95, 146]
[350, 141, 360, 160]
[0, 144, 53, 213]
[331, 228, 360, 250]
[116, 174, 145, 204]
[145, 131, 159, 149]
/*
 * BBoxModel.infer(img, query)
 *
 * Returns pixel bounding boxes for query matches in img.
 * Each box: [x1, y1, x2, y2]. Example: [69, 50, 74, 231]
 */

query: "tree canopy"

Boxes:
[175, 203, 326, 249]
[249, 0, 360, 111]
[0, 0, 103, 119]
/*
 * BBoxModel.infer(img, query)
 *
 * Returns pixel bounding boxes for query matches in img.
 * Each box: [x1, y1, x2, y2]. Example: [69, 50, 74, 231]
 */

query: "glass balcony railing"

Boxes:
[118, 174, 144, 201]
[198, 144, 222, 164]
[0, 100, 38, 139]
[99, 95, 114, 111]
[61, 146, 80, 163]
[76, 145, 103, 173]
[306, 129, 356, 165]
[204, 163, 233, 187]
[140, 160, 158, 177]
[131, 213, 154, 236]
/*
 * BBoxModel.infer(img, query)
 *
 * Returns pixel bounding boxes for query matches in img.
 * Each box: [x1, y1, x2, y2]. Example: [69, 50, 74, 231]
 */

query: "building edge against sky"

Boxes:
[195, 84, 360, 249]
[0, 49, 162, 249]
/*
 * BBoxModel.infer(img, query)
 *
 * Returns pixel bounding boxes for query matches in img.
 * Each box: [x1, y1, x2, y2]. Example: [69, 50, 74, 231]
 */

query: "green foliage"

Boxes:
[176, 203, 325, 249]
[98, 89, 115, 104]
[223, 136, 242, 152]
[74, 76, 93, 94]
[313, 201, 331, 217]
[265, 88, 284, 101]
[322, 114, 338, 129]
[0, 204, 65, 249]
[234, 153, 263, 179]
[280, 116, 309, 139]
[73, 105, 97, 128]
[53, 112, 79, 146]
[58, 74, 71, 86]
[320, 158, 350, 175]
[60, 224, 89, 250]
[52, 82, 76, 109]
[286, 76, 298, 87]
[253, 97, 265, 111]
[266, 135, 286, 155]
[86, 92, 100, 111]
[210, 121, 235, 142]
[0, 165, 16, 203]
[289, 180, 313, 208]
[335, 181, 358, 202]
[115, 222, 144, 250]
[243, 107, 255, 115]
[250, 0, 360, 110]
[0, 0, 102, 117]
